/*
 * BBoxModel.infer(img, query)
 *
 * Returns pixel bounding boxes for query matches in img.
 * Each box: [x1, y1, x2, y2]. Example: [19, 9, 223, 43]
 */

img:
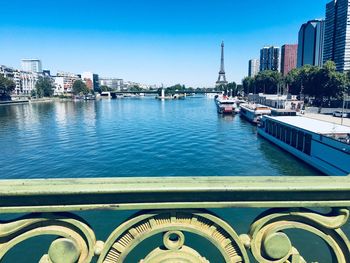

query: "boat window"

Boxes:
[286, 128, 291, 144]
[279, 126, 284, 140]
[291, 129, 297, 148]
[272, 123, 277, 137]
[304, 133, 312, 155]
[297, 131, 304, 151]
[276, 123, 281, 139]
[269, 121, 273, 135]
[281, 126, 286, 142]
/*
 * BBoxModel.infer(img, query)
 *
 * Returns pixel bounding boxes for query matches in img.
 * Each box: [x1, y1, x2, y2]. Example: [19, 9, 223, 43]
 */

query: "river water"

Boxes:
[1, 97, 331, 262]
[0, 96, 319, 178]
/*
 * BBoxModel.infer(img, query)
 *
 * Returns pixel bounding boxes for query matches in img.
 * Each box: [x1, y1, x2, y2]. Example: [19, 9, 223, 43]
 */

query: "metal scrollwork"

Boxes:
[247, 208, 350, 263]
[0, 213, 96, 263]
[97, 210, 249, 263]
[1, 208, 349, 262]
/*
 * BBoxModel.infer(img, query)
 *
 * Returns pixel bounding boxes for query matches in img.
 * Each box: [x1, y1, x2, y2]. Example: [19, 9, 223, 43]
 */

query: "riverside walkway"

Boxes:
[304, 112, 350, 127]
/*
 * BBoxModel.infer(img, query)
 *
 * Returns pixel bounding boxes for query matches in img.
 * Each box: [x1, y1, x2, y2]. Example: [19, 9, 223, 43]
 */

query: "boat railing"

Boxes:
[324, 133, 350, 147]
[1, 176, 350, 262]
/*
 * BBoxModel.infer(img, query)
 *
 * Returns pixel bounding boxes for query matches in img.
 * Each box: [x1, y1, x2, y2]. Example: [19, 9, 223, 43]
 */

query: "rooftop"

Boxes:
[266, 116, 350, 134]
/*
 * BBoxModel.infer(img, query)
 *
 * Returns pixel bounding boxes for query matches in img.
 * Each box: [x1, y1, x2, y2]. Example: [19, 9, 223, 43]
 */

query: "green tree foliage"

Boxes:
[346, 71, 350, 95]
[35, 77, 55, 98]
[100, 85, 112, 92]
[226, 82, 237, 95]
[72, 80, 90, 95]
[243, 61, 349, 105]
[236, 84, 243, 96]
[0, 74, 16, 100]
[129, 85, 144, 92]
[254, 70, 283, 94]
[165, 84, 186, 94]
[242, 76, 254, 94]
[285, 68, 302, 95]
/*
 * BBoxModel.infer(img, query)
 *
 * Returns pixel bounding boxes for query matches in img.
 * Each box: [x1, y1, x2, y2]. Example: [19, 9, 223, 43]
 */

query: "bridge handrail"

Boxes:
[1, 176, 350, 262]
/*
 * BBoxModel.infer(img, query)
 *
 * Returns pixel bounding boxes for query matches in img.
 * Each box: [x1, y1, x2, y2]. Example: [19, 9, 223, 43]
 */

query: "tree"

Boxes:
[254, 70, 283, 94]
[242, 77, 254, 94]
[285, 68, 302, 95]
[129, 85, 143, 92]
[72, 80, 89, 95]
[346, 71, 350, 95]
[100, 85, 112, 92]
[0, 74, 15, 100]
[226, 82, 237, 95]
[30, 89, 37, 98]
[236, 84, 243, 96]
[299, 61, 346, 106]
[35, 77, 55, 98]
[165, 84, 186, 94]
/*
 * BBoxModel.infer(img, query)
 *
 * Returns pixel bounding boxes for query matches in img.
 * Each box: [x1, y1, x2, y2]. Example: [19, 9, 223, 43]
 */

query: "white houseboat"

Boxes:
[240, 104, 271, 123]
[258, 116, 350, 176]
[215, 96, 237, 114]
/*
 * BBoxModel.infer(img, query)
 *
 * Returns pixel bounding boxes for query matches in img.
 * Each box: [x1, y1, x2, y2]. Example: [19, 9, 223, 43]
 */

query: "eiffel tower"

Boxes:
[216, 41, 228, 87]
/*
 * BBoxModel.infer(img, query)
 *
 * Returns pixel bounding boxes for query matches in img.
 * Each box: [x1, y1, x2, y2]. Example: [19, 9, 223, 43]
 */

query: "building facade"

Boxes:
[1, 65, 38, 95]
[81, 72, 99, 91]
[324, 0, 350, 71]
[260, 46, 280, 71]
[297, 19, 325, 68]
[21, 59, 43, 73]
[248, 59, 260, 77]
[99, 78, 123, 91]
[54, 72, 81, 95]
[281, 44, 298, 75]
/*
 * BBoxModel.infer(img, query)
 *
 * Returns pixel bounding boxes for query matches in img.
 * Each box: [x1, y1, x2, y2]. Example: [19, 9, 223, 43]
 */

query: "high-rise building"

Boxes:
[248, 59, 260, 77]
[21, 59, 43, 73]
[81, 72, 99, 91]
[260, 46, 280, 71]
[324, 0, 350, 71]
[281, 44, 298, 75]
[297, 19, 325, 68]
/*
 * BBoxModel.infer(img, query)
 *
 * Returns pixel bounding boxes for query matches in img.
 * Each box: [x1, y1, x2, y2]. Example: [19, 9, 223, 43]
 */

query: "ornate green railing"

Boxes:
[0, 176, 350, 262]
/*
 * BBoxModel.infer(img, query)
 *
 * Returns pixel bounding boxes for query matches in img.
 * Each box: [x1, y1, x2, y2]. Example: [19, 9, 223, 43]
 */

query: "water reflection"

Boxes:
[0, 98, 319, 178]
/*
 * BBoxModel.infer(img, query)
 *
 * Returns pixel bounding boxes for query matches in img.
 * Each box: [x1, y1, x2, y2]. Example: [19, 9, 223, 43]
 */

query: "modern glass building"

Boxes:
[281, 44, 298, 76]
[324, 0, 350, 71]
[297, 20, 325, 68]
[260, 46, 280, 72]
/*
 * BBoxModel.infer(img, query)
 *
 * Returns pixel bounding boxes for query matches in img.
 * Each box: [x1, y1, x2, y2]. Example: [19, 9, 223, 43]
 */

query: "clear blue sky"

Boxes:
[0, 0, 330, 87]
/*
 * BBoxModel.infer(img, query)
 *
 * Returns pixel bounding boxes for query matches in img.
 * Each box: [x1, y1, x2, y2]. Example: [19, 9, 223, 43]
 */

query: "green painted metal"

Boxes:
[0, 176, 350, 213]
[0, 176, 350, 262]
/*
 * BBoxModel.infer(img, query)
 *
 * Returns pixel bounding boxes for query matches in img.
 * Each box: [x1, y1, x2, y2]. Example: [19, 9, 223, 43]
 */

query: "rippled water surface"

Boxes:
[0, 97, 319, 178]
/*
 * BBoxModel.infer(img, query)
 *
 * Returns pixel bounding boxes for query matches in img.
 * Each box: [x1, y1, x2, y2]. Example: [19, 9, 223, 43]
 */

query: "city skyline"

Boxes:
[0, 0, 330, 87]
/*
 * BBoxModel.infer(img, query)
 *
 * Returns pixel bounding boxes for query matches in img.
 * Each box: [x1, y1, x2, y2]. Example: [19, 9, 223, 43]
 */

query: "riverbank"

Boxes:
[303, 112, 350, 127]
[0, 100, 29, 106]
